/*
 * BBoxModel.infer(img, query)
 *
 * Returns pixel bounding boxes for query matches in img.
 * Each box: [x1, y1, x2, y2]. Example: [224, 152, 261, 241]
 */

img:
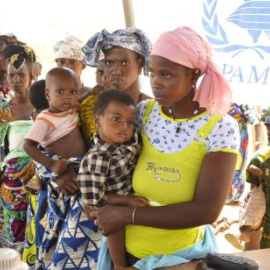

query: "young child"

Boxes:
[25, 68, 100, 270]
[77, 90, 148, 269]
[24, 67, 86, 175]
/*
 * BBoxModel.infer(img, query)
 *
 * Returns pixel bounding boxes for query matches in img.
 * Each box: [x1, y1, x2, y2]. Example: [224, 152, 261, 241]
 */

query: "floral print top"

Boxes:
[137, 100, 240, 153]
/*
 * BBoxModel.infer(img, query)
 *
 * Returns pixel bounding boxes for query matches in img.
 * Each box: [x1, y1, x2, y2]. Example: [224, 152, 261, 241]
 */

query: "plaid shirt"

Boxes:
[77, 133, 140, 207]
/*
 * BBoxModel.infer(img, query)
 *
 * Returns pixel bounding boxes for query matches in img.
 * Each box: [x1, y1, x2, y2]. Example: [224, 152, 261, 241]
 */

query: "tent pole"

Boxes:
[122, 0, 135, 27]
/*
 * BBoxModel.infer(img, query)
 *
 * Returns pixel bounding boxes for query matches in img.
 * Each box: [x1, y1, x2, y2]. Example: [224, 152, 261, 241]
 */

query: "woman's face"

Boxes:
[55, 58, 85, 80]
[104, 48, 143, 92]
[149, 55, 194, 107]
[7, 63, 32, 94]
[96, 59, 105, 85]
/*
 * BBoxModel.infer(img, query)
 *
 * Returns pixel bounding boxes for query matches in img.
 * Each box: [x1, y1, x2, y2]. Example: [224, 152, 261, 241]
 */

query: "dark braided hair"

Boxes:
[3, 44, 36, 70]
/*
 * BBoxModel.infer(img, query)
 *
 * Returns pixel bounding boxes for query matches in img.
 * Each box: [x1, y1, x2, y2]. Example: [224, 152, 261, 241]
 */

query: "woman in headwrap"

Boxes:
[0, 44, 36, 251]
[90, 26, 240, 270]
[80, 28, 152, 144]
[53, 33, 89, 97]
[0, 34, 24, 102]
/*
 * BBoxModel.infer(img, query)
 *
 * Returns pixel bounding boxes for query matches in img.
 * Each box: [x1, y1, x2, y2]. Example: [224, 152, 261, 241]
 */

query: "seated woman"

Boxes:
[91, 26, 240, 270]
[0, 34, 24, 102]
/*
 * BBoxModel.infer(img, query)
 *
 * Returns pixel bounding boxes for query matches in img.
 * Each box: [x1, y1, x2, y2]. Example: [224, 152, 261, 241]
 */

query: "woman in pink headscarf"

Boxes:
[92, 26, 240, 270]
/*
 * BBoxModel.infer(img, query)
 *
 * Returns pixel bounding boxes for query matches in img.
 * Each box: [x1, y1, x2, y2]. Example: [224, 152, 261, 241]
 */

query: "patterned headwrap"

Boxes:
[261, 108, 270, 124]
[3, 44, 36, 70]
[151, 26, 232, 115]
[53, 33, 84, 61]
[82, 28, 152, 76]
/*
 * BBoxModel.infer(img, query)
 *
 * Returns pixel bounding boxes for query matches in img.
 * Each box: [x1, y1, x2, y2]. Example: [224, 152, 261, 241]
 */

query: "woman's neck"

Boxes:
[164, 91, 206, 119]
[11, 92, 31, 105]
[126, 81, 142, 104]
[169, 101, 200, 119]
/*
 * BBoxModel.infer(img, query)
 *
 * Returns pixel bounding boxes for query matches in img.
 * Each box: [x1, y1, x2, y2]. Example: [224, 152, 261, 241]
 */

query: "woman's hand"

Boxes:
[248, 164, 263, 181]
[90, 205, 133, 236]
[54, 166, 79, 196]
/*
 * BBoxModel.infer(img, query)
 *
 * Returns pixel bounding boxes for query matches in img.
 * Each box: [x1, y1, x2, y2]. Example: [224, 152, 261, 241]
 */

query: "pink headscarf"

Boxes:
[151, 26, 232, 115]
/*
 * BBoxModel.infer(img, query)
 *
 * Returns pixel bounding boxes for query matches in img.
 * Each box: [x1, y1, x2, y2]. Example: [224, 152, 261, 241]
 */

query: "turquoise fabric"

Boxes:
[97, 225, 218, 270]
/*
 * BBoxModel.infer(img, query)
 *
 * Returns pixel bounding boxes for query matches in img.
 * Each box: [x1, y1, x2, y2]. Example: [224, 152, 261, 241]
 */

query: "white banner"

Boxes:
[201, 0, 270, 106]
[1, 0, 270, 106]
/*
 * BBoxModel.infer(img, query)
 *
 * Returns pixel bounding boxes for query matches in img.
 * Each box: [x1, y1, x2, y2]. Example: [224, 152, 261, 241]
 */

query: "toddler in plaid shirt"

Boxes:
[77, 90, 148, 269]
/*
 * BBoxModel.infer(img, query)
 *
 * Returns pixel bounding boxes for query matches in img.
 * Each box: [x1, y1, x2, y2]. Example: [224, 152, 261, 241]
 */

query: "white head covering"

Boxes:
[53, 33, 84, 61]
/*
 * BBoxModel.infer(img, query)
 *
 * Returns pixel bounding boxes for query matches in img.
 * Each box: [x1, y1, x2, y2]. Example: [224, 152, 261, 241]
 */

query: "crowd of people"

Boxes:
[0, 25, 268, 270]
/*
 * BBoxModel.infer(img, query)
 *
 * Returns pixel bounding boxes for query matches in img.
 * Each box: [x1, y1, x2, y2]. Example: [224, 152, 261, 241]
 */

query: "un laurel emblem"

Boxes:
[202, 0, 270, 59]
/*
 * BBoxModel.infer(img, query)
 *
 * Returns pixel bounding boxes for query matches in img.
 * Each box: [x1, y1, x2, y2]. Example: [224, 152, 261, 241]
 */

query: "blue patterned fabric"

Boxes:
[36, 153, 101, 270]
[82, 28, 152, 76]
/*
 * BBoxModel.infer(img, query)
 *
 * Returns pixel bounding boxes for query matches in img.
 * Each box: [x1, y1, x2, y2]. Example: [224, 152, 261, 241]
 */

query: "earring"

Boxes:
[191, 84, 195, 88]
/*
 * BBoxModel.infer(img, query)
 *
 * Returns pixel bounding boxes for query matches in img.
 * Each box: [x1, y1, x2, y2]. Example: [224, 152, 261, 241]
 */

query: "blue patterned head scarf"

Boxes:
[82, 28, 152, 76]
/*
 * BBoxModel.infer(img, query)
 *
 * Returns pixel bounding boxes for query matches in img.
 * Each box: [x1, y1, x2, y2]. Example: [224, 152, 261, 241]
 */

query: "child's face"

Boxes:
[95, 100, 136, 144]
[46, 74, 79, 113]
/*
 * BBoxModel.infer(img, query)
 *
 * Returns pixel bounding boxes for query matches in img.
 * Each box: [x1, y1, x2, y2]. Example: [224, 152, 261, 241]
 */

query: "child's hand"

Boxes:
[213, 219, 231, 235]
[92, 85, 105, 95]
[50, 159, 68, 174]
[82, 202, 96, 220]
[128, 195, 148, 207]
[248, 164, 263, 177]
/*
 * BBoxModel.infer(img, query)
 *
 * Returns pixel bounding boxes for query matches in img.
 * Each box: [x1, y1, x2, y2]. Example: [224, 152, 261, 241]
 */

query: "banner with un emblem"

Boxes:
[201, 0, 270, 106]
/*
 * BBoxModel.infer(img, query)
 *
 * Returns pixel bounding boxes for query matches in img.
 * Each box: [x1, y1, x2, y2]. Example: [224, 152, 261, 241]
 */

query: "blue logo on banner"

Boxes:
[202, 0, 270, 59]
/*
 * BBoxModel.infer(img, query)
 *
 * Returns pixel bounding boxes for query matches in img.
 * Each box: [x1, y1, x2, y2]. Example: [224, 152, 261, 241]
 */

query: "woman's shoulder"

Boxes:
[216, 113, 239, 126]
[207, 113, 240, 151]
[209, 113, 240, 136]
[137, 98, 156, 110]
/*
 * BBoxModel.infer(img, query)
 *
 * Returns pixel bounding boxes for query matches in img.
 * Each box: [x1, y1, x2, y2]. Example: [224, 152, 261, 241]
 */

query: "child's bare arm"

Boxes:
[24, 138, 67, 174]
[78, 85, 105, 103]
[107, 194, 148, 207]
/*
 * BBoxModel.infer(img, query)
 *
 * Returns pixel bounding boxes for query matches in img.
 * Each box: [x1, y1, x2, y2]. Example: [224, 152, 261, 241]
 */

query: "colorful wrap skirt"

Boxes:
[35, 152, 101, 270]
[0, 156, 35, 249]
